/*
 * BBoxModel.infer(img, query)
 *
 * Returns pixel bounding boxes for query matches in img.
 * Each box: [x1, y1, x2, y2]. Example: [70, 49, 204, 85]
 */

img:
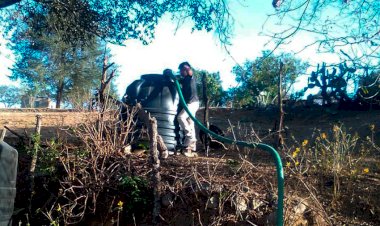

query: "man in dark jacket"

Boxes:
[177, 62, 199, 157]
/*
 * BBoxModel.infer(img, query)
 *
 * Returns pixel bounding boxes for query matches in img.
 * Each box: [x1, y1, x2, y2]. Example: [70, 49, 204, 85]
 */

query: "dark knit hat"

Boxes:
[178, 61, 191, 70]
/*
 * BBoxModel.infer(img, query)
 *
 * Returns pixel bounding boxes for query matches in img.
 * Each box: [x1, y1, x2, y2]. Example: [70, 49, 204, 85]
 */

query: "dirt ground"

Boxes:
[2, 107, 380, 225]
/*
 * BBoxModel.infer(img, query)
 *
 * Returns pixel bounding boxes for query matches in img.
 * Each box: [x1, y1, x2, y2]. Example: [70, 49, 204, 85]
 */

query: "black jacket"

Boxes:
[181, 75, 199, 104]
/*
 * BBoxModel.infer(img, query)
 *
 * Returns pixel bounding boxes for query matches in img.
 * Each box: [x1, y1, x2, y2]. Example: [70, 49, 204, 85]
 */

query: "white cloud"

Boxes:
[1, 1, 354, 100]
[110, 20, 242, 96]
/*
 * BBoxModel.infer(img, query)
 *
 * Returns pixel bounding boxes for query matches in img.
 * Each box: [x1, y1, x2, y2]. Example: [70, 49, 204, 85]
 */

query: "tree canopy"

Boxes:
[0, 0, 233, 46]
[0, 0, 20, 8]
[267, 0, 379, 68]
[9, 25, 105, 108]
[230, 50, 309, 107]
[1, 0, 234, 109]
[0, 85, 21, 107]
[193, 69, 226, 107]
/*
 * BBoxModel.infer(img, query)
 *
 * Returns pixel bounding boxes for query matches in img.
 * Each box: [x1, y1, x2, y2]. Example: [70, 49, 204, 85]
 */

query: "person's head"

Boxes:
[163, 68, 173, 77]
[178, 61, 193, 77]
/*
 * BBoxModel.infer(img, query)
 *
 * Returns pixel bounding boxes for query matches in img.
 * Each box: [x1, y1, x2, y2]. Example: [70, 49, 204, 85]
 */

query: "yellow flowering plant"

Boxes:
[285, 138, 311, 175]
[117, 200, 124, 210]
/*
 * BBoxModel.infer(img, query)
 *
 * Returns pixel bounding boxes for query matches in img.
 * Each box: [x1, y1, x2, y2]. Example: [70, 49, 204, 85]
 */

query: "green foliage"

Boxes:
[8, 24, 105, 108]
[137, 143, 149, 150]
[0, 0, 20, 8]
[37, 139, 61, 175]
[2, 0, 128, 109]
[225, 87, 254, 108]
[119, 176, 149, 212]
[28, 134, 60, 176]
[0, 0, 233, 46]
[73, 148, 90, 159]
[304, 62, 356, 106]
[1, 0, 232, 108]
[0, 85, 21, 107]
[356, 70, 380, 104]
[194, 69, 226, 107]
[22, 133, 60, 175]
[313, 126, 360, 174]
[231, 50, 308, 107]
[26, 132, 42, 158]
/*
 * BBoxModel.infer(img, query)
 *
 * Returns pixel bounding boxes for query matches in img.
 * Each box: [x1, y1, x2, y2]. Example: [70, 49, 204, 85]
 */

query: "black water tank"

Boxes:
[122, 74, 180, 151]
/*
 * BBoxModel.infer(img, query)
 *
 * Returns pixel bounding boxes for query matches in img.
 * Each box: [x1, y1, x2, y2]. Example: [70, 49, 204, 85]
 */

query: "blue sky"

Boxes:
[1, 0, 342, 98]
[109, 1, 340, 97]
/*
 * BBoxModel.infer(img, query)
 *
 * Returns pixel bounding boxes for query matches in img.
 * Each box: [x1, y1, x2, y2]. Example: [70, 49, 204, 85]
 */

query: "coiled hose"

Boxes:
[171, 75, 284, 226]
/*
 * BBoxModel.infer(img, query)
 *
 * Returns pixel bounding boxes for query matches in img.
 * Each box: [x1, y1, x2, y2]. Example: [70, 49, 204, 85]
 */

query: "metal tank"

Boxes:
[0, 141, 18, 226]
[122, 74, 180, 151]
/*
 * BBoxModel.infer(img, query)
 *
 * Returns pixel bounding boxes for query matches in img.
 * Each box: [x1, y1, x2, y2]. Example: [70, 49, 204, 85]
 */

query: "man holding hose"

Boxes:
[177, 61, 199, 157]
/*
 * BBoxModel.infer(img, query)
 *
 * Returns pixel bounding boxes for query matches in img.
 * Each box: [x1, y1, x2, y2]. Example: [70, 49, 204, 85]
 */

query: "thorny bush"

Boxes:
[42, 103, 141, 225]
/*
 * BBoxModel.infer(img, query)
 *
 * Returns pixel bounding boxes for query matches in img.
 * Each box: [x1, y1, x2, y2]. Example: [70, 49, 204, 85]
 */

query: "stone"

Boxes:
[206, 194, 219, 209]
[235, 196, 248, 212]
[309, 210, 329, 226]
[122, 145, 132, 155]
[133, 149, 146, 156]
[288, 198, 310, 226]
[293, 201, 307, 215]
[250, 198, 263, 210]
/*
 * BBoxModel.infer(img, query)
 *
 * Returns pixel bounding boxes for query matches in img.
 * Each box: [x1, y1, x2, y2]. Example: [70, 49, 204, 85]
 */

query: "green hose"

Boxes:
[172, 77, 284, 226]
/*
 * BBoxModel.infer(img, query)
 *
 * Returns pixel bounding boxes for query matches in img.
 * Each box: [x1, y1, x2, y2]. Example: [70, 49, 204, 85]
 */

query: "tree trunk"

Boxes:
[136, 103, 167, 153]
[148, 116, 161, 225]
[28, 114, 42, 214]
[99, 53, 107, 109]
[130, 105, 166, 220]
[277, 61, 285, 149]
[202, 72, 210, 155]
[56, 80, 64, 109]
[98, 45, 115, 111]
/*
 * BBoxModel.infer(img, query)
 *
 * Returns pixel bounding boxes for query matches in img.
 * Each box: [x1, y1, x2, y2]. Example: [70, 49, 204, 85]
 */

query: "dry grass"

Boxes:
[7, 106, 380, 225]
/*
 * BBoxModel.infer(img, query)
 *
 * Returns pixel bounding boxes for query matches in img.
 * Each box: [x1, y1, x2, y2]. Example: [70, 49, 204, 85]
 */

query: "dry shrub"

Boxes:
[159, 152, 276, 225]
[283, 123, 380, 225]
[286, 124, 369, 198]
[73, 105, 138, 155]
[43, 102, 140, 225]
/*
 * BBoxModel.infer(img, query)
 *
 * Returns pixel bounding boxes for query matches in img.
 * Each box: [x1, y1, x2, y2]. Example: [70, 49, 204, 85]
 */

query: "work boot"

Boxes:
[161, 150, 169, 159]
[182, 149, 198, 158]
